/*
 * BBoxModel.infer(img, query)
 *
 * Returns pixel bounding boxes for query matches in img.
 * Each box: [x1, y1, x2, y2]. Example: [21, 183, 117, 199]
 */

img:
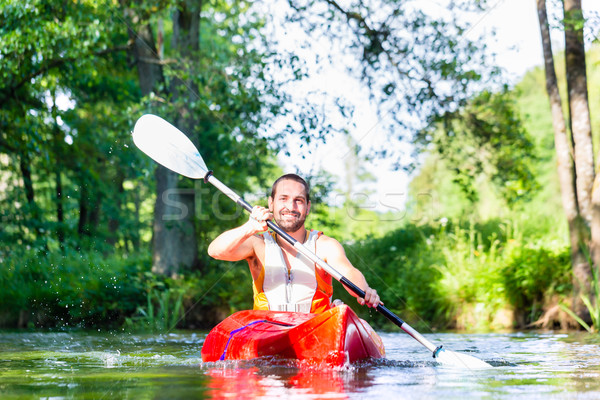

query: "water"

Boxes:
[1, 330, 599, 399]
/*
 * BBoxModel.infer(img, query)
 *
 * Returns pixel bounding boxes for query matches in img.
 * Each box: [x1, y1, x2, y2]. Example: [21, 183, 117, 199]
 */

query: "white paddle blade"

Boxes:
[435, 348, 493, 369]
[132, 114, 208, 179]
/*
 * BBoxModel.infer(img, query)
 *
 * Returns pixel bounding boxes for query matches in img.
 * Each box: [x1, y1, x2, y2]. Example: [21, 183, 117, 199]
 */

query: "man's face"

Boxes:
[268, 179, 311, 233]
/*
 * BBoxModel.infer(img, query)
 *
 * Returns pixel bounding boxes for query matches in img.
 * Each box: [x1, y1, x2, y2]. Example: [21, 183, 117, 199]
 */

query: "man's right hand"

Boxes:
[247, 206, 272, 234]
[208, 206, 271, 261]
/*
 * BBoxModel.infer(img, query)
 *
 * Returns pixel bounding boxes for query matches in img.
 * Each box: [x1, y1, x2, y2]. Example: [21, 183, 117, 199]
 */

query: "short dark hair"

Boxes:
[270, 174, 310, 202]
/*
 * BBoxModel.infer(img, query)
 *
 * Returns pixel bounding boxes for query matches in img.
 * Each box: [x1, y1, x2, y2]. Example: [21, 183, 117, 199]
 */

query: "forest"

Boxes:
[1, 0, 599, 333]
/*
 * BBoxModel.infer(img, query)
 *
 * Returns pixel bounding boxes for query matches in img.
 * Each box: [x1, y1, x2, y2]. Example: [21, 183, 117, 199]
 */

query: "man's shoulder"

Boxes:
[244, 233, 266, 262]
[316, 233, 343, 248]
[251, 232, 268, 243]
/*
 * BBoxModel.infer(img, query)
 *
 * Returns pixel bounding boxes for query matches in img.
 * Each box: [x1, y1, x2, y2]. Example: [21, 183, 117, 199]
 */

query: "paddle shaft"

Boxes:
[206, 173, 440, 356]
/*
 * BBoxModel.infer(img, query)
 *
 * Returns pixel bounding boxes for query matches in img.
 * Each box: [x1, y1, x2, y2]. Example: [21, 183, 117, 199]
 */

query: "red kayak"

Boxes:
[201, 305, 385, 366]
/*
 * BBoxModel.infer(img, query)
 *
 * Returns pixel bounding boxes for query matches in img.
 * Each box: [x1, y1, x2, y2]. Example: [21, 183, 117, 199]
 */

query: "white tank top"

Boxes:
[261, 230, 320, 313]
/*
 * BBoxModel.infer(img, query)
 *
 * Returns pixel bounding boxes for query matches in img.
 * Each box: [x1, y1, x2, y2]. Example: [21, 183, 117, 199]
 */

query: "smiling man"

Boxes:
[207, 173, 380, 313]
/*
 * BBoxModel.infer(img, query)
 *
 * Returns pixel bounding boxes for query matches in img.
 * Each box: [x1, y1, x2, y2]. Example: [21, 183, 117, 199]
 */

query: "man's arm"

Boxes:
[207, 206, 272, 261]
[320, 236, 381, 308]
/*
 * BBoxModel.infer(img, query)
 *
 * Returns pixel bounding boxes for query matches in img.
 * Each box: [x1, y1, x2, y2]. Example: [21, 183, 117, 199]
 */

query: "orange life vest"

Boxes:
[252, 229, 332, 314]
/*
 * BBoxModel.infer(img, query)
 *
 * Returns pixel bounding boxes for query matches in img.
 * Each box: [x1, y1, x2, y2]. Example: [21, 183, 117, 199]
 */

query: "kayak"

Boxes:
[201, 304, 385, 366]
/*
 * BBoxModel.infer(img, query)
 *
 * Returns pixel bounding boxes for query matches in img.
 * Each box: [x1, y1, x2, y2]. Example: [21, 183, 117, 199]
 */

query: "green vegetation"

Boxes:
[1, 0, 599, 333]
[560, 266, 600, 333]
[1, 212, 573, 332]
[0, 246, 254, 330]
[0, 249, 148, 329]
[336, 218, 572, 331]
[3, 46, 599, 331]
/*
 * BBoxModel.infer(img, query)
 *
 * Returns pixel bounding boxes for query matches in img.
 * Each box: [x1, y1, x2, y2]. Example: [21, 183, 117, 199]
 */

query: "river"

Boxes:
[1, 329, 599, 399]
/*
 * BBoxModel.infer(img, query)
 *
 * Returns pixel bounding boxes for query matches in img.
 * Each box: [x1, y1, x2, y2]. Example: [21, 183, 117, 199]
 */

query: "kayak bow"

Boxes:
[201, 305, 385, 366]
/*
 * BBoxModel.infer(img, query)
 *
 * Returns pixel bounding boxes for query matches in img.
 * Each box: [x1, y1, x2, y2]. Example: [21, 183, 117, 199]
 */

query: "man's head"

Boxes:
[268, 174, 311, 233]
[270, 174, 310, 202]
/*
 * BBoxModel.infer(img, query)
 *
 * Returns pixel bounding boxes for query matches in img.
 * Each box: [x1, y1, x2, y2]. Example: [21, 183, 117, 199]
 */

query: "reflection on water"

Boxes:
[0, 330, 599, 399]
[204, 358, 377, 399]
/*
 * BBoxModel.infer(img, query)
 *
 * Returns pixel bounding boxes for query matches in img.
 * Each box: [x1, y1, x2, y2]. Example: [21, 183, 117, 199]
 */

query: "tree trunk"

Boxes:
[149, 0, 201, 276]
[52, 96, 64, 248]
[88, 189, 102, 236]
[19, 156, 35, 206]
[107, 171, 125, 249]
[563, 0, 595, 315]
[56, 170, 64, 246]
[19, 155, 43, 242]
[152, 166, 197, 276]
[127, 20, 165, 96]
[78, 183, 89, 238]
[564, 0, 594, 223]
[537, 0, 590, 318]
[126, 5, 198, 276]
[78, 183, 101, 240]
[132, 181, 141, 251]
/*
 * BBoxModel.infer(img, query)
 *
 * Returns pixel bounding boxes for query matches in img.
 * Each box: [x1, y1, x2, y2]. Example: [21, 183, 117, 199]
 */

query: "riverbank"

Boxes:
[1, 217, 576, 331]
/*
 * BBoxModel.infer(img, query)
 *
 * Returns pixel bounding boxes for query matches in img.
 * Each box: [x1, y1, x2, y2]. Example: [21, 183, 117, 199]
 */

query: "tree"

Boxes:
[122, 0, 312, 275]
[417, 89, 538, 206]
[536, 0, 596, 318]
[282, 1, 537, 208]
[122, 0, 199, 276]
[284, 0, 498, 163]
[0, 0, 293, 267]
[0, 0, 136, 252]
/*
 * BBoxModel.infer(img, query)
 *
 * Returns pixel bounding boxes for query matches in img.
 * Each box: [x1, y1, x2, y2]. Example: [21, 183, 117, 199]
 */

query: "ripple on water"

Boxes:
[1, 330, 600, 399]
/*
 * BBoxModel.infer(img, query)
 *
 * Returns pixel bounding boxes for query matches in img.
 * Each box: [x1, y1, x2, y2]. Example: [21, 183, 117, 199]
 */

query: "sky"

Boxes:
[269, 0, 600, 215]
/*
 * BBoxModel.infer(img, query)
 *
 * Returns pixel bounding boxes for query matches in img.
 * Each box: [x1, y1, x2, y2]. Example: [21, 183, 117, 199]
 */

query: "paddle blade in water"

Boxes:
[132, 114, 209, 179]
[435, 348, 493, 369]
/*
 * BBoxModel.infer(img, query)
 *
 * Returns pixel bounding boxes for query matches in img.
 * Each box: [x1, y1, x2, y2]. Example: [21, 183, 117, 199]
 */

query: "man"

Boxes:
[207, 173, 381, 313]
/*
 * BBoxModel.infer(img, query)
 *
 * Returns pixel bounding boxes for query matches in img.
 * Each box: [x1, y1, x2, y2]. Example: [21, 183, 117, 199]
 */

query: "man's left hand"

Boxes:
[357, 287, 381, 308]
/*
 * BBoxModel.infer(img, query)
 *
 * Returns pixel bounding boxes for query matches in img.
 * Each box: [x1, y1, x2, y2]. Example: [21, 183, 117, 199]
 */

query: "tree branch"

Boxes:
[1, 42, 133, 104]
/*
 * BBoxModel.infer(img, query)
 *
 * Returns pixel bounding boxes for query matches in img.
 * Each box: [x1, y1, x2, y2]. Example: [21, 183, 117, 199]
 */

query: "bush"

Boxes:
[502, 246, 572, 320]
[0, 246, 255, 330]
[0, 248, 149, 329]
[342, 218, 571, 331]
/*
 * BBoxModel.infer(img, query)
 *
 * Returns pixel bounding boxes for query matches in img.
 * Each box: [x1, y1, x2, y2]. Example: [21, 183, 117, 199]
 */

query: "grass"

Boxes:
[125, 284, 186, 332]
[560, 266, 600, 333]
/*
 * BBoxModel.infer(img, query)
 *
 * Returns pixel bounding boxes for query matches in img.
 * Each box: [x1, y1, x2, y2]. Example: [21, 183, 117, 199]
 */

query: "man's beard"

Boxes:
[274, 211, 306, 233]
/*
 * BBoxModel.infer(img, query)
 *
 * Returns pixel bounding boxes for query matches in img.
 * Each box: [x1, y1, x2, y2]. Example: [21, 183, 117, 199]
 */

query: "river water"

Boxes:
[1, 329, 599, 399]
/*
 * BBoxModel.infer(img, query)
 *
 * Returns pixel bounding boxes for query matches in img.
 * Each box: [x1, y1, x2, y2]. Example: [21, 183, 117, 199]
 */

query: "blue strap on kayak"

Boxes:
[219, 320, 267, 361]
[218, 319, 295, 361]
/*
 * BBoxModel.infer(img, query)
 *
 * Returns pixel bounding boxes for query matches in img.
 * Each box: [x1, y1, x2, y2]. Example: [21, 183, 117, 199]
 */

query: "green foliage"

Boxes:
[0, 246, 255, 330]
[0, 0, 152, 254]
[336, 217, 571, 331]
[125, 273, 186, 332]
[417, 89, 538, 205]
[0, 0, 302, 258]
[0, 249, 149, 328]
[398, 44, 598, 329]
[0, 213, 573, 332]
[285, 0, 496, 149]
[1, 0, 597, 334]
[339, 224, 444, 329]
[502, 246, 572, 315]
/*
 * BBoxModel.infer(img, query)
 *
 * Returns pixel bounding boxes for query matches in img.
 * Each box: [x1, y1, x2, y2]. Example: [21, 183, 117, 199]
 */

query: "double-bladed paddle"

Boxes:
[132, 114, 492, 369]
